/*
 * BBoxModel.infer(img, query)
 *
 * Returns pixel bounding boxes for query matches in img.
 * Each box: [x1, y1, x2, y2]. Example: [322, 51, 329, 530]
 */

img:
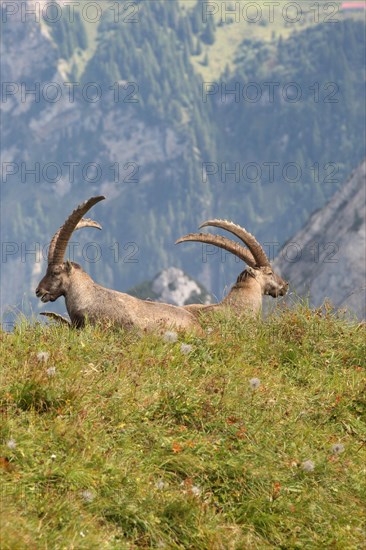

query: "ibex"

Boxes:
[36, 196, 202, 332]
[176, 219, 288, 316]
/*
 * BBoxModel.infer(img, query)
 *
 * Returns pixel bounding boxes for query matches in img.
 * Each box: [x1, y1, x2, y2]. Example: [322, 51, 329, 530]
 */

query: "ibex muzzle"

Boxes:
[36, 261, 76, 303]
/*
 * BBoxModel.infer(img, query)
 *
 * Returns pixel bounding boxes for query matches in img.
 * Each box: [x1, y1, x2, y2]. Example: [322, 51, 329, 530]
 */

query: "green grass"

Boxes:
[1, 304, 365, 549]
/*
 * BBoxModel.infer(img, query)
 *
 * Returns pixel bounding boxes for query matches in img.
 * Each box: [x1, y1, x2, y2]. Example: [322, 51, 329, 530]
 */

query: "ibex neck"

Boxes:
[222, 276, 262, 314]
[64, 269, 97, 325]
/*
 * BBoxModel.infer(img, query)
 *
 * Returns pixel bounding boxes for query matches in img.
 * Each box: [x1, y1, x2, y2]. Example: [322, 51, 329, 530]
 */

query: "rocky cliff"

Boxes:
[274, 160, 366, 318]
[128, 267, 213, 307]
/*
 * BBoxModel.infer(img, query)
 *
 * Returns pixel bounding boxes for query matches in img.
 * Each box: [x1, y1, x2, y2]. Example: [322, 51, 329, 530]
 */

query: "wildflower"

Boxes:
[46, 367, 56, 377]
[302, 460, 315, 472]
[81, 490, 95, 502]
[172, 442, 183, 453]
[332, 443, 345, 455]
[6, 438, 16, 450]
[51, 454, 57, 460]
[155, 479, 165, 490]
[37, 351, 49, 363]
[180, 343, 192, 355]
[272, 482, 281, 500]
[163, 331, 178, 343]
[191, 485, 201, 496]
[249, 377, 261, 390]
[207, 327, 213, 334]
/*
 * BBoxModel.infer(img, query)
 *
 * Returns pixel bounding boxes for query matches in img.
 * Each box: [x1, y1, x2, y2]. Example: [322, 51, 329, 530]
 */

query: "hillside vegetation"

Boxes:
[1, 304, 365, 548]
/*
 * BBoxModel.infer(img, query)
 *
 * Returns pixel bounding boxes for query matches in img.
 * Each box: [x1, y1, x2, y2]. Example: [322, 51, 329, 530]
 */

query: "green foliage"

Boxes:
[1, 304, 365, 548]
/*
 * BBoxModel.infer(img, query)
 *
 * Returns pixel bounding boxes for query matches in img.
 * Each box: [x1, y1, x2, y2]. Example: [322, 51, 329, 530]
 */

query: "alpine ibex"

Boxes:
[36, 196, 201, 332]
[176, 219, 288, 316]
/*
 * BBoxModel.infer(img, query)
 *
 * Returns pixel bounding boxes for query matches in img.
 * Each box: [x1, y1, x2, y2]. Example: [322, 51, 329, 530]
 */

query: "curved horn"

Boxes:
[176, 233, 256, 267]
[40, 312, 71, 326]
[200, 219, 270, 267]
[49, 196, 105, 265]
[48, 217, 102, 264]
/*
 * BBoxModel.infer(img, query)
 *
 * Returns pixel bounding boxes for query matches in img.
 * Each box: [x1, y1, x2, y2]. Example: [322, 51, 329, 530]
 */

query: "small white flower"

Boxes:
[249, 378, 261, 390]
[191, 485, 201, 496]
[163, 331, 178, 343]
[180, 343, 192, 355]
[155, 479, 165, 490]
[51, 453, 57, 460]
[81, 490, 95, 502]
[207, 327, 213, 334]
[332, 443, 345, 454]
[46, 367, 56, 377]
[37, 351, 49, 363]
[80, 531, 85, 538]
[6, 438, 16, 449]
[302, 460, 315, 472]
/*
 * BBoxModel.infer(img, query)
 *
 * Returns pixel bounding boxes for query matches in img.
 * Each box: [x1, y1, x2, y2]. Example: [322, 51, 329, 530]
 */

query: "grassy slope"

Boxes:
[187, 2, 328, 80]
[1, 304, 365, 549]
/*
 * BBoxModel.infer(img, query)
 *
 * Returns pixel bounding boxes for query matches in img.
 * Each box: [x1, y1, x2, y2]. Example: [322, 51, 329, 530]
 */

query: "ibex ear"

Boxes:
[246, 266, 257, 278]
[65, 260, 72, 274]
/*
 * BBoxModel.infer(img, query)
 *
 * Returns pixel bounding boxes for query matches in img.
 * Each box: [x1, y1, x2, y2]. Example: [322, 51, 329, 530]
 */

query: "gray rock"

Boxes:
[274, 160, 366, 318]
[128, 267, 213, 306]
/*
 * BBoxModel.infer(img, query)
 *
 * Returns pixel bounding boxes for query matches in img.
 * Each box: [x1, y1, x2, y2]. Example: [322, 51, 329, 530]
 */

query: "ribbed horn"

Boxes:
[40, 312, 71, 326]
[200, 219, 270, 267]
[48, 217, 102, 264]
[176, 233, 256, 267]
[49, 196, 105, 265]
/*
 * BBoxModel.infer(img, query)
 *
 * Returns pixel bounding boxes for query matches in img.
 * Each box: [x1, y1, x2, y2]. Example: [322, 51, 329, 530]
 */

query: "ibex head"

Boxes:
[176, 219, 288, 299]
[237, 265, 287, 298]
[36, 196, 105, 303]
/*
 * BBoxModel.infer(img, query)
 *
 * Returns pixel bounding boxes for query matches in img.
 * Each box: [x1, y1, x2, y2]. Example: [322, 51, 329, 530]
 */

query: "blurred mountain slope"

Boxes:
[274, 159, 366, 318]
[1, 0, 365, 321]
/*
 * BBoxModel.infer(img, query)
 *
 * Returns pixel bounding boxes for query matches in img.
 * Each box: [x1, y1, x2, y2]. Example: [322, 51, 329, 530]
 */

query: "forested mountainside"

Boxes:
[274, 159, 366, 318]
[1, 0, 365, 322]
